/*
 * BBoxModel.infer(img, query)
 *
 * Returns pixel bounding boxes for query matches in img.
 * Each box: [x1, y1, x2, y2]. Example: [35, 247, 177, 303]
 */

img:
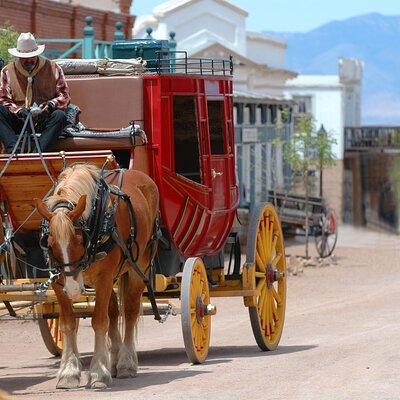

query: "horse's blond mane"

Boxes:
[46, 164, 99, 243]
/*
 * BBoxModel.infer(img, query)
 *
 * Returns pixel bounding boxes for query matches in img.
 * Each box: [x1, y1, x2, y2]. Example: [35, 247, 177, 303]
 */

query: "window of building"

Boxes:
[207, 100, 225, 154]
[173, 96, 201, 183]
[294, 96, 312, 114]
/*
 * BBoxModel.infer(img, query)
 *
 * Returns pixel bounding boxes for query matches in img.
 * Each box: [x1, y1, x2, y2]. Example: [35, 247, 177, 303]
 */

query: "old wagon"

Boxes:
[267, 190, 338, 258]
[0, 46, 287, 364]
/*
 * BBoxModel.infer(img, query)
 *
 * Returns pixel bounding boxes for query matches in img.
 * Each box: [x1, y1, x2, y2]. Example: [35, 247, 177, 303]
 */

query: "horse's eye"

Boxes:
[76, 233, 83, 244]
[48, 235, 55, 246]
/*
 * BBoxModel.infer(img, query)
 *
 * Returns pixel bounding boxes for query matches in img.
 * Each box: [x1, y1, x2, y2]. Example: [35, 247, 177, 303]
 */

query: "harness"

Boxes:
[39, 169, 163, 321]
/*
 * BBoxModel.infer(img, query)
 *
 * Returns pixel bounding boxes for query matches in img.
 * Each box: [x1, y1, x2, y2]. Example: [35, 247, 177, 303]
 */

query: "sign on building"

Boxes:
[242, 127, 258, 143]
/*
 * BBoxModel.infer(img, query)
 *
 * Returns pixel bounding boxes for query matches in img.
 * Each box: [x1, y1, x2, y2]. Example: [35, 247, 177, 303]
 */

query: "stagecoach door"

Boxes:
[206, 98, 232, 210]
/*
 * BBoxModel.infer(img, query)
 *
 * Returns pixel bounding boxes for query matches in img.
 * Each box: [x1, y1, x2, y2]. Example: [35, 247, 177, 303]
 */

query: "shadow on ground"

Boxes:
[0, 344, 316, 394]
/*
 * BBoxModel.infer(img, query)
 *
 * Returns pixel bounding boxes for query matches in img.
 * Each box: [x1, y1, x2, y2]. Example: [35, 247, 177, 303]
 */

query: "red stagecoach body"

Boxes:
[0, 71, 239, 259]
[142, 74, 238, 257]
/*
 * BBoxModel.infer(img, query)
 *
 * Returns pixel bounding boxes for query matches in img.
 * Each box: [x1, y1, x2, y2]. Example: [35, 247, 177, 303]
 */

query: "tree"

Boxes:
[283, 115, 337, 258]
[0, 24, 18, 67]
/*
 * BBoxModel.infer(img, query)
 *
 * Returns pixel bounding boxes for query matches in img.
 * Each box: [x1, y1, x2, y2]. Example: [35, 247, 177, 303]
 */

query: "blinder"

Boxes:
[39, 201, 91, 276]
[38, 176, 125, 277]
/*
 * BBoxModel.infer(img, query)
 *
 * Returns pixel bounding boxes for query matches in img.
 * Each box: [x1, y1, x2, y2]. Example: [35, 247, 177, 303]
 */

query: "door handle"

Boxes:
[211, 168, 223, 179]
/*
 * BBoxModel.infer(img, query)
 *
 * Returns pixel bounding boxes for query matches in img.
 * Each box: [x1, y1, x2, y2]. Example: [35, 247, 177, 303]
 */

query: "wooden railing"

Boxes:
[344, 126, 400, 151]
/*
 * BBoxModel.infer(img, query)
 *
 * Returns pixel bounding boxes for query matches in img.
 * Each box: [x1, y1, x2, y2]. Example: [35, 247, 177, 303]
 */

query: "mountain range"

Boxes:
[267, 13, 400, 125]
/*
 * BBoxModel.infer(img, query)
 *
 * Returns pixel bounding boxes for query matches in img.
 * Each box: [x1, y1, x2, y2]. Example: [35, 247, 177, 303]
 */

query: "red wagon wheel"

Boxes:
[181, 257, 216, 364]
[315, 207, 338, 258]
[246, 203, 287, 351]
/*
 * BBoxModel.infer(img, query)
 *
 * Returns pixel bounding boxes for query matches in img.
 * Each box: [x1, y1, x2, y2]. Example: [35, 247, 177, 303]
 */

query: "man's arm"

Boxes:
[0, 66, 22, 114]
[48, 64, 70, 110]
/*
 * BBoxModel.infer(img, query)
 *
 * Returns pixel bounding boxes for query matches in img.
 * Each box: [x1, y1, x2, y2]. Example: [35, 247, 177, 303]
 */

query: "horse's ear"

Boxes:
[68, 195, 87, 222]
[34, 198, 53, 220]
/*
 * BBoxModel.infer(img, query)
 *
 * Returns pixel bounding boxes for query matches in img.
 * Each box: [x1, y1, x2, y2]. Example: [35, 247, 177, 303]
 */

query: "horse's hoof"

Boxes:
[110, 365, 117, 378]
[90, 381, 108, 389]
[56, 375, 80, 389]
[88, 370, 112, 389]
[116, 368, 138, 379]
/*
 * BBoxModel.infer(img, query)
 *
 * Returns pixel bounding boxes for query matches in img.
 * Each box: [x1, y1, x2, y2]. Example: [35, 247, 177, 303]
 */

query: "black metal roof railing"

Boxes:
[345, 126, 400, 151]
[145, 51, 234, 76]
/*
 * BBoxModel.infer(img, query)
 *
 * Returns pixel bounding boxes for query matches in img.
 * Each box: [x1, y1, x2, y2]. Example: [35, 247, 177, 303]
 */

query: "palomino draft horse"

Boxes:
[35, 164, 159, 389]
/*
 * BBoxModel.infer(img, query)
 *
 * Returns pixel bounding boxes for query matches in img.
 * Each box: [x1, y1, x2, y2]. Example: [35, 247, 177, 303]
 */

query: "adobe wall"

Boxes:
[0, 0, 134, 40]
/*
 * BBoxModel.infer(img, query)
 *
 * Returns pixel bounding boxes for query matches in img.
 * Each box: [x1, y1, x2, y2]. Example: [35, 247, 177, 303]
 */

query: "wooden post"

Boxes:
[169, 31, 176, 72]
[31, 0, 37, 35]
[83, 16, 95, 59]
[114, 21, 125, 41]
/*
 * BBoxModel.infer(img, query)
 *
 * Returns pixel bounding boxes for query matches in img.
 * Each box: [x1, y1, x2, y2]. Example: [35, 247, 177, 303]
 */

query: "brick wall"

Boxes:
[0, 0, 134, 41]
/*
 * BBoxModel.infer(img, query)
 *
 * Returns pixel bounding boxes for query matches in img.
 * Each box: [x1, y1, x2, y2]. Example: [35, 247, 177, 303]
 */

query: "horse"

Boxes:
[34, 164, 159, 389]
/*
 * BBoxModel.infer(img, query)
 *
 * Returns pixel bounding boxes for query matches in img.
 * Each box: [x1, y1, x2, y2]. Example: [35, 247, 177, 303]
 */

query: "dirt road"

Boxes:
[0, 225, 398, 399]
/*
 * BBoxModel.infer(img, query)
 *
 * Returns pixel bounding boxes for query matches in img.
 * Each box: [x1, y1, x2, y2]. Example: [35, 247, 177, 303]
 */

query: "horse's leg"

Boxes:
[108, 289, 122, 378]
[53, 283, 81, 389]
[116, 271, 143, 378]
[88, 277, 113, 389]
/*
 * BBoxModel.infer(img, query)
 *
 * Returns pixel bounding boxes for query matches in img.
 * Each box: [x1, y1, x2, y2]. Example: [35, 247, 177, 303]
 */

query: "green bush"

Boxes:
[0, 23, 19, 66]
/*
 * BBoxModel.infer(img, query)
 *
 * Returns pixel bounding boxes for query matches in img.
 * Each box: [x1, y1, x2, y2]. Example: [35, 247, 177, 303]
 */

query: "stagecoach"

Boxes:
[0, 47, 287, 368]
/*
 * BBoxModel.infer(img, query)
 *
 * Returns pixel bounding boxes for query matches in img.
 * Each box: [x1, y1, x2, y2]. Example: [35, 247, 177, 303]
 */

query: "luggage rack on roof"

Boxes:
[146, 51, 234, 76]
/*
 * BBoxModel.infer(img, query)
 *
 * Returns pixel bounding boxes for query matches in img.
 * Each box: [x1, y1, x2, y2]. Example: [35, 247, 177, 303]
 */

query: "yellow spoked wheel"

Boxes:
[246, 203, 286, 351]
[181, 258, 216, 364]
[38, 317, 64, 357]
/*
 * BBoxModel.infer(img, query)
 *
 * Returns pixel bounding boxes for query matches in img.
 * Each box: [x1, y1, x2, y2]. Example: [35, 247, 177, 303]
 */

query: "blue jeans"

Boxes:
[0, 104, 67, 153]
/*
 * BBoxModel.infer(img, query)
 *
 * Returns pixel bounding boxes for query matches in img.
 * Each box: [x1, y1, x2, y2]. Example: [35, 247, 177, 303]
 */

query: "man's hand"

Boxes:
[39, 101, 56, 115]
[17, 107, 30, 120]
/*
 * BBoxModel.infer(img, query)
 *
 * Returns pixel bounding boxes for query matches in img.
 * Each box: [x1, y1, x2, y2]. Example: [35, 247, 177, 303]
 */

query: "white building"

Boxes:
[284, 58, 363, 160]
[134, 0, 296, 100]
[284, 58, 363, 215]
[134, 0, 298, 205]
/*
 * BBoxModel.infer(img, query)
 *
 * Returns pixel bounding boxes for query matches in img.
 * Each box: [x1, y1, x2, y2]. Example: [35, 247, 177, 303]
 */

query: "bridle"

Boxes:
[39, 173, 135, 277]
[39, 201, 91, 277]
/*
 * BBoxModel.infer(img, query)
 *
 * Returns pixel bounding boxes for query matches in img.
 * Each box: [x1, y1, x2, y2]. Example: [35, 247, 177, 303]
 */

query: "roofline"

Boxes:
[246, 31, 287, 48]
[154, 0, 249, 18]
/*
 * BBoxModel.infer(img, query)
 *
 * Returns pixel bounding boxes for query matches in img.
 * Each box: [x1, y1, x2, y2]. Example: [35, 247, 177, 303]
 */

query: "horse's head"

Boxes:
[34, 195, 87, 300]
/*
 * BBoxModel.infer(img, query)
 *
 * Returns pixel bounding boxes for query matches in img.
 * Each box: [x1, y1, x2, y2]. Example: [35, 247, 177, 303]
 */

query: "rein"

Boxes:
[39, 169, 163, 321]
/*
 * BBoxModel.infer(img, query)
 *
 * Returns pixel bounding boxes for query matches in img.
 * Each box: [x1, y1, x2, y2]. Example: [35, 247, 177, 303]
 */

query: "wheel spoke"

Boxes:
[271, 234, 278, 257]
[256, 276, 266, 293]
[272, 253, 282, 267]
[258, 286, 267, 319]
[267, 296, 275, 334]
[271, 297, 279, 322]
[255, 271, 265, 278]
[257, 235, 267, 264]
[256, 251, 266, 272]
[264, 292, 271, 337]
[272, 287, 282, 305]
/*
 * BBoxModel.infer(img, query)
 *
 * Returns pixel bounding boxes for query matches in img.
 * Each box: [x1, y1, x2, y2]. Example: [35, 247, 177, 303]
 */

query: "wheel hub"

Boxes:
[266, 263, 284, 288]
[195, 296, 217, 323]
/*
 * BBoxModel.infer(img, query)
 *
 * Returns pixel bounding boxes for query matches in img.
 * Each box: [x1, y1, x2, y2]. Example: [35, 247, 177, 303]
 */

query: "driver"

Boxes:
[0, 32, 70, 153]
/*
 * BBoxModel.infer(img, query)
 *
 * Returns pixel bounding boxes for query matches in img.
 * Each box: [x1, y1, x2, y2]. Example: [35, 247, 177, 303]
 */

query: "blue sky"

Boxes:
[131, 0, 400, 32]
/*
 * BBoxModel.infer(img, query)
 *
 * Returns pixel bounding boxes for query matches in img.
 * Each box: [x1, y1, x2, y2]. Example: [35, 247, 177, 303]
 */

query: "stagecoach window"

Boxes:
[173, 96, 202, 183]
[207, 100, 225, 154]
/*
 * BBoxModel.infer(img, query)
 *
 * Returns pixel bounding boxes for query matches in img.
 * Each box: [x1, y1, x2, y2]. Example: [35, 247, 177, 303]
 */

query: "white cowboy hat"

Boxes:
[8, 32, 45, 58]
